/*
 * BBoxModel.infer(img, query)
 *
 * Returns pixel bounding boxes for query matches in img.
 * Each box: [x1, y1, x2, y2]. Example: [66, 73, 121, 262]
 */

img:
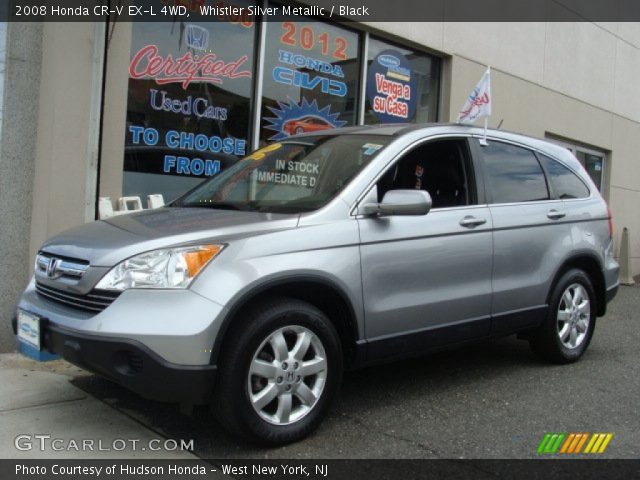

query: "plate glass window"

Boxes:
[124, 8, 257, 203]
[364, 37, 440, 125]
[260, 11, 360, 144]
[576, 151, 604, 191]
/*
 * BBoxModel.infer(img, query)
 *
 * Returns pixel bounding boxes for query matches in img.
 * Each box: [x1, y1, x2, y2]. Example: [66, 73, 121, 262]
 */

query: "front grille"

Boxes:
[35, 282, 120, 313]
[35, 252, 89, 280]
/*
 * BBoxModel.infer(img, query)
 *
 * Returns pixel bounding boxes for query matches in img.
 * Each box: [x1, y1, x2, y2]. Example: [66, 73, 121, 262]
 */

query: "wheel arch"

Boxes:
[547, 252, 607, 316]
[209, 275, 363, 368]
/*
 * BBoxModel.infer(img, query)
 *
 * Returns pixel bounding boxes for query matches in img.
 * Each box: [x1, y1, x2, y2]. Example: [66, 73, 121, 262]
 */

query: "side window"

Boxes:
[376, 139, 475, 209]
[481, 141, 549, 204]
[538, 154, 590, 199]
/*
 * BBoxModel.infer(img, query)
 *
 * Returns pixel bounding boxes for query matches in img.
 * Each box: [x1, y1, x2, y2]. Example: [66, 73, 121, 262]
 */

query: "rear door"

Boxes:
[473, 138, 571, 334]
[536, 152, 593, 223]
[358, 137, 493, 360]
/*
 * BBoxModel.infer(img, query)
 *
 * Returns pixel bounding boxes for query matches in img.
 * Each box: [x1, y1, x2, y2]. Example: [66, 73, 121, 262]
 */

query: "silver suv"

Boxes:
[14, 124, 619, 445]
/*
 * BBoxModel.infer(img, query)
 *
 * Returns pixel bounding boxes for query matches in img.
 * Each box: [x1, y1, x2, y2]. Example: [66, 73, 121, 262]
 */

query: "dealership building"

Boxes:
[0, 11, 639, 351]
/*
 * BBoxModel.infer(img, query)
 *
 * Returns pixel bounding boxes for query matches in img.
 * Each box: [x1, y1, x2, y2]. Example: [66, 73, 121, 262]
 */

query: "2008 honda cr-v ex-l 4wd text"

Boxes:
[14, 124, 619, 445]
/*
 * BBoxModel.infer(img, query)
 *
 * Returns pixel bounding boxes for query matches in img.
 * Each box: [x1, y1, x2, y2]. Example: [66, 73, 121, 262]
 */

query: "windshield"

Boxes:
[173, 135, 390, 213]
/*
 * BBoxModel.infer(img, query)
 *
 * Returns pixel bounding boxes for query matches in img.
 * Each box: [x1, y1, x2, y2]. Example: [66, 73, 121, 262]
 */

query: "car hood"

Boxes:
[40, 207, 299, 267]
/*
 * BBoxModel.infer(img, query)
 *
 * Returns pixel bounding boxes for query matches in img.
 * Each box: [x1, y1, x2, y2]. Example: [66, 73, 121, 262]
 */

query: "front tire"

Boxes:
[529, 269, 597, 364]
[215, 298, 342, 445]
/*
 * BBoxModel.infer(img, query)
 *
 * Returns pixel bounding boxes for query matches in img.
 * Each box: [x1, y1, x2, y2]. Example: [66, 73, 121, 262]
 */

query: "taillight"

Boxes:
[607, 206, 613, 238]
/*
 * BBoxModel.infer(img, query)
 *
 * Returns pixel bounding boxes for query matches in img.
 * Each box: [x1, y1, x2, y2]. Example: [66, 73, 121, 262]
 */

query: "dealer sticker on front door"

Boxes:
[17, 310, 41, 350]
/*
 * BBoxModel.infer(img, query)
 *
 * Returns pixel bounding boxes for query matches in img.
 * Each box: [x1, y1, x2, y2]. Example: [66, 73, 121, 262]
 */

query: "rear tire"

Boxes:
[529, 269, 597, 364]
[214, 297, 342, 445]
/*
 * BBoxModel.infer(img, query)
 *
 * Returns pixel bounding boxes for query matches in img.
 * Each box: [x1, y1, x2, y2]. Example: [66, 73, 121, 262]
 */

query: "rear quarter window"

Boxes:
[538, 154, 590, 199]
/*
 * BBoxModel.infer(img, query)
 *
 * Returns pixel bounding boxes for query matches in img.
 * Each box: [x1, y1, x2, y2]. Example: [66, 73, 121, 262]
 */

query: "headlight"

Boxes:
[95, 245, 224, 291]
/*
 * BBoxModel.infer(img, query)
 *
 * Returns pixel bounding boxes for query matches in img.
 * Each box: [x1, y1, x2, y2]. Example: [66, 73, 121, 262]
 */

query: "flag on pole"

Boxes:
[457, 67, 492, 125]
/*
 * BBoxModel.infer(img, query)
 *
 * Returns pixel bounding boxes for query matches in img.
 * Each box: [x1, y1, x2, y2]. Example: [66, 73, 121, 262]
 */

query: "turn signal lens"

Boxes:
[184, 245, 223, 278]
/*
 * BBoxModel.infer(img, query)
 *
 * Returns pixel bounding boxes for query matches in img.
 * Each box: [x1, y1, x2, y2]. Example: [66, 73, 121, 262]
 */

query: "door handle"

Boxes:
[459, 216, 487, 228]
[547, 209, 566, 220]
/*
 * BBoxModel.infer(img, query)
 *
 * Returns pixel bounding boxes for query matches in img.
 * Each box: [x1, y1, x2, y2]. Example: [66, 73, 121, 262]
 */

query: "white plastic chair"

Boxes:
[98, 197, 115, 219]
[118, 196, 143, 212]
[147, 194, 165, 209]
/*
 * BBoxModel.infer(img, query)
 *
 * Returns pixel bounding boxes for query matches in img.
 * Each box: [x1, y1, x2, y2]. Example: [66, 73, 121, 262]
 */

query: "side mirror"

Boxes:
[361, 189, 432, 216]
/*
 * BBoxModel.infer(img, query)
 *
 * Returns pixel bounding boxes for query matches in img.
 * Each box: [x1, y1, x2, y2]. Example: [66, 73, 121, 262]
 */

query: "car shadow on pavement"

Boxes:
[70, 334, 545, 458]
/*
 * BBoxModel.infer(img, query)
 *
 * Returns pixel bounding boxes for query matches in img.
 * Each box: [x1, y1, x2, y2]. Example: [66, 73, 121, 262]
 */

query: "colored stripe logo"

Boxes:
[537, 433, 613, 454]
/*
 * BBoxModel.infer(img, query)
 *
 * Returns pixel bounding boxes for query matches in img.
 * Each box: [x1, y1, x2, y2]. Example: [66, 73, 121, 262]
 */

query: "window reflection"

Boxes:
[482, 141, 549, 204]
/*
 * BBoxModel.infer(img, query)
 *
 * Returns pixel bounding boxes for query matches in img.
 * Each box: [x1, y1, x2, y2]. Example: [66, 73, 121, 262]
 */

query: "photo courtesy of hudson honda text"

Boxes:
[15, 464, 213, 477]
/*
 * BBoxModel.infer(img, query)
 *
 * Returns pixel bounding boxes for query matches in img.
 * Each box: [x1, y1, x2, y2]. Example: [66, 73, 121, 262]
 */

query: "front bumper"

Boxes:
[15, 277, 228, 404]
[18, 278, 225, 365]
[14, 318, 217, 404]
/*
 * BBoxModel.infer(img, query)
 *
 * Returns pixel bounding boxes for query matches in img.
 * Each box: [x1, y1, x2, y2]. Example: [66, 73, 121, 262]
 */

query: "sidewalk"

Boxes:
[0, 353, 199, 459]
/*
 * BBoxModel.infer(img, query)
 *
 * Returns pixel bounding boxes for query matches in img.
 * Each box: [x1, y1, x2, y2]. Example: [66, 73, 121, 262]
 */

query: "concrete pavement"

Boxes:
[0, 355, 198, 459]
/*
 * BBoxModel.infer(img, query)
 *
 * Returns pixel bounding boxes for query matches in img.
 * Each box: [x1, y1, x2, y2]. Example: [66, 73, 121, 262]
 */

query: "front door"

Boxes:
[357, 137, 493, 360]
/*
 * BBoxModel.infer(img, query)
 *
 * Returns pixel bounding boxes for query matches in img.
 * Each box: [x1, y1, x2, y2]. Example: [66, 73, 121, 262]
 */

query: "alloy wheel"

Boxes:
[247, 326, 327, 425]
[556, 283, 590, 349]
